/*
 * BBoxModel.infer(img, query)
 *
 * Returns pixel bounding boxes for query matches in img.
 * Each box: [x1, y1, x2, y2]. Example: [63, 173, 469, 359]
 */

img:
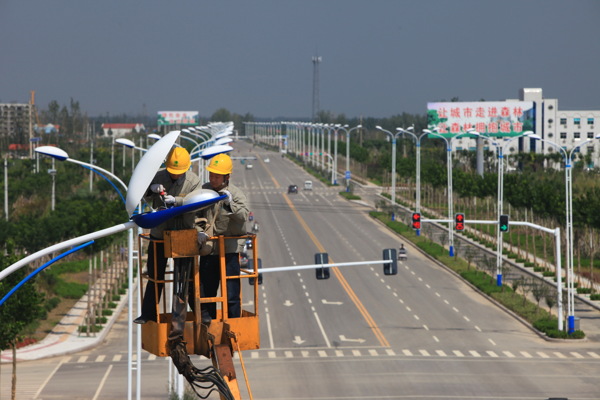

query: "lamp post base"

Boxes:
[568, 315, 575, 334]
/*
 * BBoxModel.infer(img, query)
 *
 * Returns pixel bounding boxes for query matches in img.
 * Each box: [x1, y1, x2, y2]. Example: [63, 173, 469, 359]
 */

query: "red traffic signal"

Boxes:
[455, 213, 465, 231]
[411, 212, 421, 230]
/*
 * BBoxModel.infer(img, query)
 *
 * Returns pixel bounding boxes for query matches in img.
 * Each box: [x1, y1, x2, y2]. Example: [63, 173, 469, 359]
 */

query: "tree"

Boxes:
[0, 240, 45, 400]
[531, 280, 548, 312]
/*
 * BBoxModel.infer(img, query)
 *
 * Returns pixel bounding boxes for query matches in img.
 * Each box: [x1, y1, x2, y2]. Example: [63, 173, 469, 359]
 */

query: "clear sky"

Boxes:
[1, 1, 599, 120]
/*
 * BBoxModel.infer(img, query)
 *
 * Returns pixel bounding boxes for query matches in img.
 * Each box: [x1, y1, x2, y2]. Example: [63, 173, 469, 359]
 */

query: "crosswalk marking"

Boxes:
[63, 347, 600, 363]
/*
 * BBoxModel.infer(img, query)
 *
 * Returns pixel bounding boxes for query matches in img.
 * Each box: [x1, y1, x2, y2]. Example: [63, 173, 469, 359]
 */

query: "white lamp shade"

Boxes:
[125, 130, 180, 216]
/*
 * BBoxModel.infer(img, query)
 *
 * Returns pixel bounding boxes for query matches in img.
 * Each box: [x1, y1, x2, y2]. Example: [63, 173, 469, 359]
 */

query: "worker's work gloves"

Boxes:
[163, 195, 176, 205]
[197, 232, 210, 245]
[220, 190, 232, 205]
[151, 184, 165, 193]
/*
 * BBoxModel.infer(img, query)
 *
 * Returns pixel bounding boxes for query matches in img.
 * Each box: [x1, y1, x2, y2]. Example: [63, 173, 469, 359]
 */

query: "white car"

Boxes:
[246, 163, 253, 170]
[264, 158, 270, 163]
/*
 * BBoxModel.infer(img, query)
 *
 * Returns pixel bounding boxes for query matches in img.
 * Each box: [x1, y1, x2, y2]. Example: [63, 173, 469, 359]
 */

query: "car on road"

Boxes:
[246, 163, 253, 170]
[288, 184, 298, 194]
[304, 180, 313, 190]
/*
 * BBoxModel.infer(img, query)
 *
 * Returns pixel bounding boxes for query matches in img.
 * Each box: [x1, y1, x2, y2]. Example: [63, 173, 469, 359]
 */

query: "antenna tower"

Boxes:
[312, 55, 322, 121]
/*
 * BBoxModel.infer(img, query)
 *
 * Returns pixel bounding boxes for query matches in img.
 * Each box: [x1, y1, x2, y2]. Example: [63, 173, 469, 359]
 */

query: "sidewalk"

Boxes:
[0, 281, 132, 363]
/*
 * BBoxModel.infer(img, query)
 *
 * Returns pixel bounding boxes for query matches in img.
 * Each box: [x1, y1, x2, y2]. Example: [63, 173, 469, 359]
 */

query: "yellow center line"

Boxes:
[259, 154, 389, 347]
[281, 192, 390, 348]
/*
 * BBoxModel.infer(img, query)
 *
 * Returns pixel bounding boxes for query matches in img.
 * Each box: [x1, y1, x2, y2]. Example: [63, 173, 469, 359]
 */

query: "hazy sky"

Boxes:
[2, 1, 599, 120]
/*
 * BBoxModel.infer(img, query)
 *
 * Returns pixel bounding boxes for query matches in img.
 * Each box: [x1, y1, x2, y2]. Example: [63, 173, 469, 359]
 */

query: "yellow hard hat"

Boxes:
[206, 153, 233, 175]
[166, 147, 191, 174]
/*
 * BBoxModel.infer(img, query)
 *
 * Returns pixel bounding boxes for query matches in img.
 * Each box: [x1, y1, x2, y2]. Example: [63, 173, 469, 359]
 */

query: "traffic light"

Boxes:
[455, 213, 465, 231]
[411, 212, 421, 230]
[499, 214, 509, 233]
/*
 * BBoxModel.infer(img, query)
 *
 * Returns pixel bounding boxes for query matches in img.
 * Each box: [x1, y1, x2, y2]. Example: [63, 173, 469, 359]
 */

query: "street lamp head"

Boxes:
[375, 125, 383, 130]
[214, 137, 233, 146]
[357, 124, 362, 129]
[423, 127, 440, 134]
[528, 134, 542, 140]
[200, 144, 233, 160]
[35, 146, 69, 161]
[214, 131, 232, 139]
[115, 138, 136, 148]
[147, 133, 162, 141]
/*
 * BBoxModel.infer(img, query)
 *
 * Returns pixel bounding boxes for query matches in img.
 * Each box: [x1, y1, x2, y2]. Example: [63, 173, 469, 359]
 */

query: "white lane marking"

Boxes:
[91, 364, 113, 400]
[314, 311, 331, 348]
[33, 358, 65, 399]
[266, 312, 274, 349]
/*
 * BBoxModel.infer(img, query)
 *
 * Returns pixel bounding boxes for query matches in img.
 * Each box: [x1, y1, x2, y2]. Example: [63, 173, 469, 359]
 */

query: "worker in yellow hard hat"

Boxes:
[197, 152, 250, 325]
[134, 147, 201, 324]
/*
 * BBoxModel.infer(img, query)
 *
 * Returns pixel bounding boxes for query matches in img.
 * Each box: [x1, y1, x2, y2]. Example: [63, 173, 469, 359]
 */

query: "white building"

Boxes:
[441, 88, 600, 168]
[517, 88, 600, 166]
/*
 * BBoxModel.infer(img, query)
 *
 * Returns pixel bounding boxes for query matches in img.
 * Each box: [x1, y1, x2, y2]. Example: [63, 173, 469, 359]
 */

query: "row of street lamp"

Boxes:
[246, 122, 366, 192]
[249, 121, 598, 333]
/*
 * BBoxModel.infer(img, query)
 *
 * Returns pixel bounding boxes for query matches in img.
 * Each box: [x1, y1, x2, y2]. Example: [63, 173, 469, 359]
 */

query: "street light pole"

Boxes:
[376, 126, 402, 217]
[399, 127, 433, 236]
[333, 124, 342, 185]
[338, 124, 362, 192]
[427, 131, 478, 257]
[528, 134, 600, 333]
[478, 132, 533, 288]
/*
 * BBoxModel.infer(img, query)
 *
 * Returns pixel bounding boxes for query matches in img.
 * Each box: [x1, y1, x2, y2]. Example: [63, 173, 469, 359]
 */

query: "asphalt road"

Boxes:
[4, 141, 600, 399]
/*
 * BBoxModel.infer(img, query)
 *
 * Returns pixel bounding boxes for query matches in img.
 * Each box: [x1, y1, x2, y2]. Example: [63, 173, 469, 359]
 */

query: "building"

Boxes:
[0, 103, 33, 154]
[100, 123, 146, 137]
[428, 88, 600, 168]
[517, 88, 600, 167]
